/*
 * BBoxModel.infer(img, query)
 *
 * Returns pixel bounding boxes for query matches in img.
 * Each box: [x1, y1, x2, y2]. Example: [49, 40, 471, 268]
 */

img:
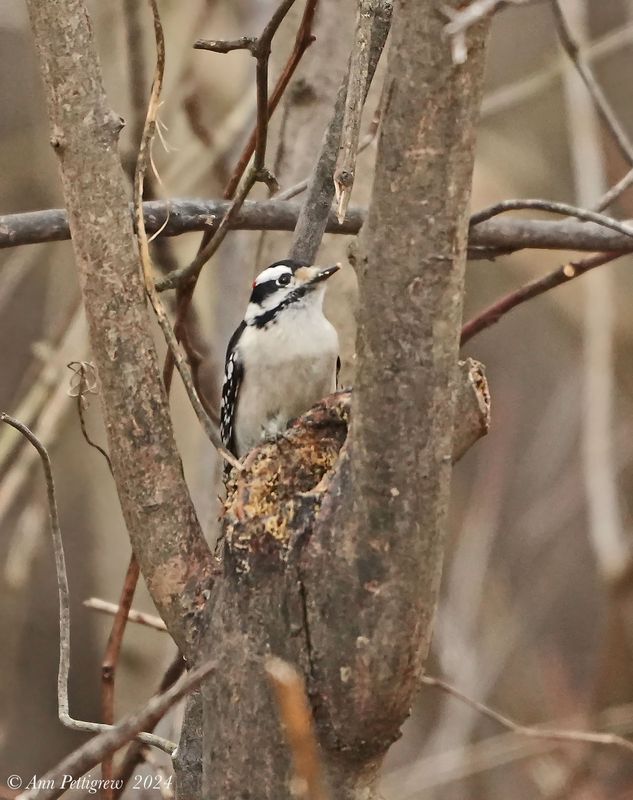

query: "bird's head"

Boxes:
[245, 259, 339, 325]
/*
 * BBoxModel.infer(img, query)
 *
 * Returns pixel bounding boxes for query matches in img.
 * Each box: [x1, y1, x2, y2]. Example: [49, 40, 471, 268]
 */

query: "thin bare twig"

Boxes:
[222, 0, 319, 199]
[558, 0, 630, 585]
[266, 658, 330, 800]
[161, 0, 311, 399]
[0, 375, 79, 531]
[460, 251, 622, 345]
[254, 0, 298, 175]
[163, 0, 299, 293]
[385, 701, 633, 796]
[133, 0, 238, 467]
[470, 198, 633, 239]
[101, 555, 140, 798]
[17, 658, 215, 800]
[421, 673, 633, 758]
[84, 597, 168, 632]
[443, 0, 544, 64]
[550, 1, 633, 217]
[113, 653, 186, 798]
[333, 0, 374, 223]
[481, 21, 633, 120]
[551, 0, 633, 169]
[0, 414, 175, 754]
[594, 167, 633, 214]
[69, 358, 120, 800]
[67, 360, 113, 471]
[192, 0, 299, 179]
[279, 118, 381, 201]
[157, 170, 261, 293]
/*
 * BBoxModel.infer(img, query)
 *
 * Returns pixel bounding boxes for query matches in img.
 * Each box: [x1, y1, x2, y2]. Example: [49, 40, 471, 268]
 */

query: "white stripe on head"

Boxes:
[254, 264, 293, 285]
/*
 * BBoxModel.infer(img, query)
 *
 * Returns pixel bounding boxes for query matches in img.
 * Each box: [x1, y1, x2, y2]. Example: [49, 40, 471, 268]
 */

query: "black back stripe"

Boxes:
[221, 321, 246, 456]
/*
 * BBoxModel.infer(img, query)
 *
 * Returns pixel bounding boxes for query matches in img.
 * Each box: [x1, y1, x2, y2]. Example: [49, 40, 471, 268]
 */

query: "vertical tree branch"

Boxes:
[302, 0, 491, 763]
[333, 0, 374, 223]
[24, 0, 213, 659]
[288, 0, 391, 263]
[195, 4, 490, 800]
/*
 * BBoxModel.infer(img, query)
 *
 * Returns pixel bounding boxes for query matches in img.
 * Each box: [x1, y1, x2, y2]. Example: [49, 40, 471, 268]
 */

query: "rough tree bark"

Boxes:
[198, 4, 490, 800]
[24, 0, 211, 660]
[301, 0, 490, 769]
[25, 0, 489, 798]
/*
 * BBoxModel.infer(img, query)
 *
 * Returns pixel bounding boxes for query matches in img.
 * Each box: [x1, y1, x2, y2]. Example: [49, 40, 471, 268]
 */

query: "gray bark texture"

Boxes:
[303, 2, 490, 757]
[198, 4, 490, 797]
[25, 0, 490, 798]
[24, 0, 212, 661]
[201, 361, 489, 800]
[4, 203, 633, 256]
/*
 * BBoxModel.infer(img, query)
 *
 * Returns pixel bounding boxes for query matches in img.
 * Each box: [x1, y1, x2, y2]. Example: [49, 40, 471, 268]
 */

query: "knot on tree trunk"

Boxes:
[222, 392, 351, 573]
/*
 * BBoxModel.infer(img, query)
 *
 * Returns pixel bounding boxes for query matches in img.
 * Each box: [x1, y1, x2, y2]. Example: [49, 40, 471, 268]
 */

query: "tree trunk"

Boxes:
[199, 3, 490, 797]
[25, 0, 490, 797]
[24, 0, 211, 660]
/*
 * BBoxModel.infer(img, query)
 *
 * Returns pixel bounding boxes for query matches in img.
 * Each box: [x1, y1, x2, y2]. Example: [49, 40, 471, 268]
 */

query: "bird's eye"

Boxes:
[277, 273, 291, 287]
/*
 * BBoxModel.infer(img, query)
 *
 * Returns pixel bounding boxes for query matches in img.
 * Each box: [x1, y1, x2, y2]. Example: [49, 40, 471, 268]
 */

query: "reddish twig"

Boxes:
[101, 555, 141, 800]
[460, 251, 621, 345]
[222, 0, 318, 199]
[161, 0, 299, 295]
[162, 0, 317, 398]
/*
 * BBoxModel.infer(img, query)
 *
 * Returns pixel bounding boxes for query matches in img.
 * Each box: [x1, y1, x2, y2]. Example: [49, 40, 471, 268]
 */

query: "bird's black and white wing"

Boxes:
[220, 321, 245, 457]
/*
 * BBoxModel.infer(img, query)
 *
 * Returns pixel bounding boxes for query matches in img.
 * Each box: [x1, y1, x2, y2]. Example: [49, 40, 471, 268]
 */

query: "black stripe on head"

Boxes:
[249, 259, 309, 306]
[250, 279, 279, 306]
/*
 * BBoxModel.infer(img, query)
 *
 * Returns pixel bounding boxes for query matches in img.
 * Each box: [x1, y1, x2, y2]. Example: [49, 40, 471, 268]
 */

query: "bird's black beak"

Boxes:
[308, 264, 340, 285]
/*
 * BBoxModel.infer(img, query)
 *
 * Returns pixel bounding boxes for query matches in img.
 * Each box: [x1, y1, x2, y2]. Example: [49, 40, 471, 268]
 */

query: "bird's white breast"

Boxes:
[233, 303, 339, 457]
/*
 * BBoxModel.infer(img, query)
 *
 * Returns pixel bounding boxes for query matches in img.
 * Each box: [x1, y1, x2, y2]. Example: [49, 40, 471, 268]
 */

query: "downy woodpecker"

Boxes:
[220, 259, 340, 459]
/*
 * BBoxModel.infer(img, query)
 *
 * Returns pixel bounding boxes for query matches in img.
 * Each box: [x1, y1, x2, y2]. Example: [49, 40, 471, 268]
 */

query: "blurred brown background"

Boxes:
[2, 1, 633, 798]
